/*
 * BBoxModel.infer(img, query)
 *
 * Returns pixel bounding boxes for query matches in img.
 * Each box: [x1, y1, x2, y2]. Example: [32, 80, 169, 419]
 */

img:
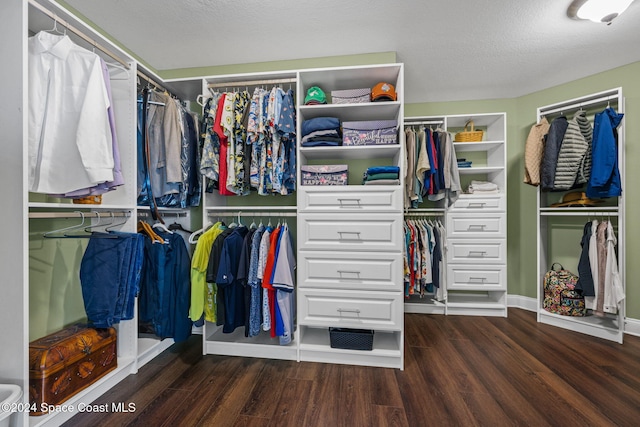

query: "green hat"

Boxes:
[304, 86, 327, 105]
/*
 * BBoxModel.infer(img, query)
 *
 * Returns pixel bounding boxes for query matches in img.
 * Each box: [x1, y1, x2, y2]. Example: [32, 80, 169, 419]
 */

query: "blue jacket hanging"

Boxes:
[586, 107, 623, 198]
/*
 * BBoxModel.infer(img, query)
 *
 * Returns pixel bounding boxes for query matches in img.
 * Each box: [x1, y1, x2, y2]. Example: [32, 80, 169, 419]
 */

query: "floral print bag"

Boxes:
[543, 263, 587, 316]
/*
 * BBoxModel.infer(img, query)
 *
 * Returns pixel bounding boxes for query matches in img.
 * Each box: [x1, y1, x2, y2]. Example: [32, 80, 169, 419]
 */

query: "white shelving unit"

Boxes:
[536, 88, 625, 343]
[196, 70, 300, 362]
[0, 2, 201, 425]
[403, 113, 508, 317]
[296, 64, 405, 369]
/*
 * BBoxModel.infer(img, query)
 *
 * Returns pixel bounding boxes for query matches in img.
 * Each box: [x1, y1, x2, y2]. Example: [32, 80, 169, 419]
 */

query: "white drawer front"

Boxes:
[299, 213, 403, 252]
[298, 289, 403, 330]
[450, 195, 505, 211]
[298, 187, 402, 212]
[298, 251, 402, 291]
[447, 265, 506, 291]
[447, 239, 506, 264]
[446, 213, 506, 238]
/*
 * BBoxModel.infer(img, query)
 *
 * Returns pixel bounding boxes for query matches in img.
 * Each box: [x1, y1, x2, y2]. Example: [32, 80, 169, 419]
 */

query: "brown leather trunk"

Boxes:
[28, 324, 117, 415]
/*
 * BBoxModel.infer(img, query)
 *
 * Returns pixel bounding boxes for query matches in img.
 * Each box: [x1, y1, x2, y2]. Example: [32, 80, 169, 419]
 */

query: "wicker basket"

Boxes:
[454, 120, 484, 142]
[72, 195, 103, 205]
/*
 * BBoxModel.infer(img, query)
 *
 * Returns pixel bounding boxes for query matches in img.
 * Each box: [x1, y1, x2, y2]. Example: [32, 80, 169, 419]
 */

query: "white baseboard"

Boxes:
[508, 294, 640, 337]
[625, 317, 640, 337]
[507, 294, 537, 312]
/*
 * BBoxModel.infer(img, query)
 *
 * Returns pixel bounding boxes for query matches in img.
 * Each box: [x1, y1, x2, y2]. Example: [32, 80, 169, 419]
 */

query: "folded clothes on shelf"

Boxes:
[364, 179, 400, 185]
[468, 180, 499, 193]
[362, 165, 400, 184]
[301, 117, 342, 147]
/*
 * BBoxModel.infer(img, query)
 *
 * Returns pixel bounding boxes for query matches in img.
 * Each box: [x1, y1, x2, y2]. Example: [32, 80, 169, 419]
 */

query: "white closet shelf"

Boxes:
[300, 144, 400, 160]
[204, 205, 297, 212]
[299, 102, 401, 121]
[137, 337, 175, 369]
[453, 140, 505, 152]
[29, 202, 133, 210]
[456, 166, 504, 174]
[204, 326, 298, 361]
[28, 356, 136, 427]
[538, 310, 623, 343]
[539, 207, 619, 216]
[298, 327, 402, 369]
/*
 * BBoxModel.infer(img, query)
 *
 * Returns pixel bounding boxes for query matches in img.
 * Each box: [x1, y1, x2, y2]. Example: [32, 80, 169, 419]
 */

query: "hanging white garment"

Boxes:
[603, 221, 624, 314]
[28, 31, 114, 194]
[585, 219, 599, 310]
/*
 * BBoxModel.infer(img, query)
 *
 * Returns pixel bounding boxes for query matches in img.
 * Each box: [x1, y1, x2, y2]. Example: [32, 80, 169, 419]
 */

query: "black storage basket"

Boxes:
[329, 328, 374, 351]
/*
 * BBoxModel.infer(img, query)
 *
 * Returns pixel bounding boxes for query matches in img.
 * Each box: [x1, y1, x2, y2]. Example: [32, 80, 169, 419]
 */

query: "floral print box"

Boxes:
[301, 165, 348, 185]
[342, 120, 399, 146]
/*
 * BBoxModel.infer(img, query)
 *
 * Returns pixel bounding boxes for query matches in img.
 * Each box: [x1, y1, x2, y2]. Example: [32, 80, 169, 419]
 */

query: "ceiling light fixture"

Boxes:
[568, 0, 635, 24]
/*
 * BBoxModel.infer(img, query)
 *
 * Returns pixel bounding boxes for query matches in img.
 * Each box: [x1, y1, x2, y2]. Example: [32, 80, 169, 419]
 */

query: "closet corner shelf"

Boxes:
[29, 202, 133, 211]
[298, 102, 400, 121]
[28, 356, 136, 427]
[456, 166, 504, 174]
[300, 144, 400, 160]
[538, 310, 623, 343]
[539, 207, 619, 216]
[453, 140, 504, 152]
[205, 205, 297, 212]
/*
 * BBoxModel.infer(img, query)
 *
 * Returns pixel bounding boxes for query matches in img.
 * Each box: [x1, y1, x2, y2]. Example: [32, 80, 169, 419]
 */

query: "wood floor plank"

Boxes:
[370, 404, 410, 427]
[337, 365, 373, 427]
[196, 357, 264, 427]
[159, 356, 245, 427]
[370, 366, 404, 408]
[59, 309, 640, 427]
[267, 378, 313, 427]
[300, 363, 342, 427]
[239, 360, 288, 419]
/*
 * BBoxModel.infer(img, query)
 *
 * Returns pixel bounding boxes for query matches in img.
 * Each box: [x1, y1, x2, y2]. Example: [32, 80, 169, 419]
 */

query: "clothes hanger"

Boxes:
[104, 212, 129, 232]
[168, 221, 193, 234]
[45, 17, 66, 36]
[152, 221, 173, 234]
[43, 211, 86, 238]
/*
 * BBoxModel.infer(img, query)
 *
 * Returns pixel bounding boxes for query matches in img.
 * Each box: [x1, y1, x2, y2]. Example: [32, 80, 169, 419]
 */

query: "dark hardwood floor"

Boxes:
[62, 308, 640, 426]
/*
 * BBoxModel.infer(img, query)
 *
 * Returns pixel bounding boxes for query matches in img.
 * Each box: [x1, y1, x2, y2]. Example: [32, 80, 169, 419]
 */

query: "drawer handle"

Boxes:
[467, 224, 487, 230]
[468, 251, 487, 257]
[338, 198, 362, 208]
[338, 270, 361, 279]
[338, 231, 362, 239]
[468, 202, 487, 208]
[469, 277, 487, 282]
[337, 308, 361, 314]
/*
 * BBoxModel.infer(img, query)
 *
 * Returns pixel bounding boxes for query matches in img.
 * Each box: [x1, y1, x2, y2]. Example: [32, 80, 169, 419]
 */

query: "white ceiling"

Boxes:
[58, 0, 640, 104]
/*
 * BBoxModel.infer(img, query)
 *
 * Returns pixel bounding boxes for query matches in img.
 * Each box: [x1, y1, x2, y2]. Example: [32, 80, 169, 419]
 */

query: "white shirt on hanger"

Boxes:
[28, 31, 114, 194]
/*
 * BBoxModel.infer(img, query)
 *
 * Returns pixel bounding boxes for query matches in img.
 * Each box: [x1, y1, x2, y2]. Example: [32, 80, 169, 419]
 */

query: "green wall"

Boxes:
[406, 62, 640, 318]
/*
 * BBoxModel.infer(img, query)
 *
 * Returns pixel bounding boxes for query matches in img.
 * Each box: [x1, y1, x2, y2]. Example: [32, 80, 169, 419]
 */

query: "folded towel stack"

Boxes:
[468, 180, 499, 194]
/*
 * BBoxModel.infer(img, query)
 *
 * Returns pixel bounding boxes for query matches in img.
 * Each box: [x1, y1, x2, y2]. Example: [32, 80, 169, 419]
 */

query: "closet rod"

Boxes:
[540, 211, 619, 217]
[208, 77, 297, 89]
[137, 70, 170, 94]
[138, 211, 187, 218]
[207, 211, 297, 217]
[404, 120, 444, 126]
[404, 211, 445, 217]
[28, 0, 130, 70]
[538, 88, 621, 116]
[29, 211, 130, 219]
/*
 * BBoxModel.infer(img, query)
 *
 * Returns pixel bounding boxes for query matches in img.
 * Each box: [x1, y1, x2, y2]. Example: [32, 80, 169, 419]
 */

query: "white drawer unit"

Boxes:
[298, 289, 403, 330]
[298, 251, 402, 291]
[450, 195, 505, 211]
[447, 265, 506, 291]
[298, 186, 402, 213]
[298, 213, 403, 252]
[447, 239, 506, 264]
[446, 213, 506, 238]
